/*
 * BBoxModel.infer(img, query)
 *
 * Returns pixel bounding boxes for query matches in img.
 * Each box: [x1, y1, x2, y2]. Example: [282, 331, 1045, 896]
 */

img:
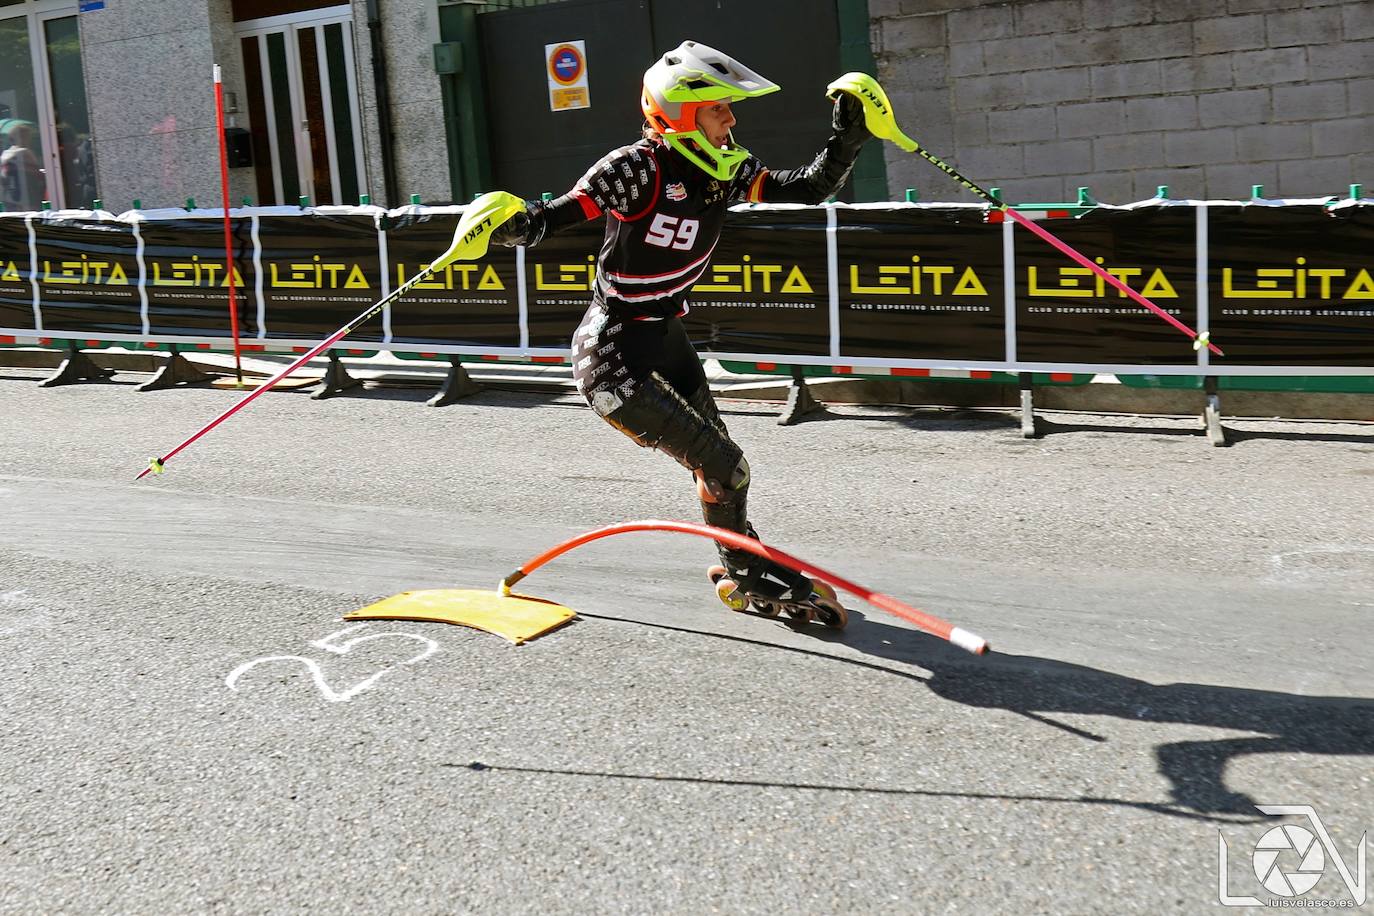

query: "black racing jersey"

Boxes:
[507, 118, 865, 319]
[567, 138, 766, 320]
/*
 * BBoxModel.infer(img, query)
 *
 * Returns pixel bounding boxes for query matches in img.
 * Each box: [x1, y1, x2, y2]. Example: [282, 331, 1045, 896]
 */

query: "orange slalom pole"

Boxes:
[499, 519, 989, 655]
[213, 64, 243, 386]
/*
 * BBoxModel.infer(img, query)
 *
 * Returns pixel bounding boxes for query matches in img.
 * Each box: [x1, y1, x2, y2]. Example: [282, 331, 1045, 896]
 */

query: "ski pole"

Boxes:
[827, 73, 1221, 357]
[498, 519, 990, 655]
[136, 265, 432, 480]
[136, 191, 527, 480]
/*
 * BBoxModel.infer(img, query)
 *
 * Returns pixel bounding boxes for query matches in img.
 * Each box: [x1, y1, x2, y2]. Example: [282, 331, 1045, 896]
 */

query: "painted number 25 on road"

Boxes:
[226, 623, 438, 703]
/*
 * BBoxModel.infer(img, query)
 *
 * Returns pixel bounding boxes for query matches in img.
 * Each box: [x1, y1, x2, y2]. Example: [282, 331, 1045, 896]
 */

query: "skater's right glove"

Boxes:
[489, 203, 554, 249]
[489, 209, 531, 247]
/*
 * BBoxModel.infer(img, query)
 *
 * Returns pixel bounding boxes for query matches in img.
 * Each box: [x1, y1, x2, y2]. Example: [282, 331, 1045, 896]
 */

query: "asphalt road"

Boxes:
[1, 367, 1371, 914]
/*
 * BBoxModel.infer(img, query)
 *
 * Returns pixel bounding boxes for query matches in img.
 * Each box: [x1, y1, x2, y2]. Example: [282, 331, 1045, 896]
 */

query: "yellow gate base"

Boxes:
[210, 376, 319, 391]
[345, 589, 576, 645]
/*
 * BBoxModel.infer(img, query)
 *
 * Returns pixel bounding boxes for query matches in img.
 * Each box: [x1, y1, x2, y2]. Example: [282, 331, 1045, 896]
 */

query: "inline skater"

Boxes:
[491, 40, 872, 626]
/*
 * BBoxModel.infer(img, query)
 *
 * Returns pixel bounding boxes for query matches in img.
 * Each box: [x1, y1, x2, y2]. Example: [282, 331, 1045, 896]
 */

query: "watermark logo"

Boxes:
[1219, 806, 1367, 908]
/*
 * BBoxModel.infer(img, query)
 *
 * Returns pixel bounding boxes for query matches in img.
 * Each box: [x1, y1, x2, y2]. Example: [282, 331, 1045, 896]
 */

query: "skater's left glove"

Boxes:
[830, 91, 872, 159]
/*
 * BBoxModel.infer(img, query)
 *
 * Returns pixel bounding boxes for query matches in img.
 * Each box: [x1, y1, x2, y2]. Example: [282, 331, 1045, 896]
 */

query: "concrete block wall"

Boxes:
[871, 0, 1374, 204]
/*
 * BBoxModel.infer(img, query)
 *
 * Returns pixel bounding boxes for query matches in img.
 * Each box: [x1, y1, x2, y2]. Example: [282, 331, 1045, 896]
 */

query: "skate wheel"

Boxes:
[751, 598, 781, 617]
[810, 579, 838, 603]
[812, 597, 849, 630]
[715, 577, 749, 611]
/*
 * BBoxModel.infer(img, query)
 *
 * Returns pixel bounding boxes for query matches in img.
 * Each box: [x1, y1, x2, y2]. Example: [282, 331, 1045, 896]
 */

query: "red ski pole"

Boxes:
[919, 152, 1220, 355]
[828, 73, 1221, 356]
[135, 264, 437, 480]
[135, 191, 527, 480]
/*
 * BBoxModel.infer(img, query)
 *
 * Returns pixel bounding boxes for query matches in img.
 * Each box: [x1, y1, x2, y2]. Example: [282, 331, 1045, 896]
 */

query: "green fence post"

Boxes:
[436, 2, 494, 204]
[904, 188, 919, 202]
[132, 199, 142, 210]
[1156, 185, 1170, 199]
[186, 197, 196, 209]
[360, 194, 371, 205]
[1076, 186, 1096, 206]
[410, 194, 421, 205]
[1351, 184, 1364, 200]
[1251, 184, 1265, 199]
[299, 195, 310, 208]
[92, 199, 102, 210]
[836, 0, 887, 201]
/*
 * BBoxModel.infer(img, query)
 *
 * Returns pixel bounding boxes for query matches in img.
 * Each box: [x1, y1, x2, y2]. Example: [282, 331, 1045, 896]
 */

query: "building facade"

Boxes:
[0, 0, 1368, 213]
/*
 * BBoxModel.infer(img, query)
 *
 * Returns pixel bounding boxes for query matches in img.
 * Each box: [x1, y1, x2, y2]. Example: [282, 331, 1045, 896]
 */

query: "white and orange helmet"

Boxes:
[640, 40, 780, 180]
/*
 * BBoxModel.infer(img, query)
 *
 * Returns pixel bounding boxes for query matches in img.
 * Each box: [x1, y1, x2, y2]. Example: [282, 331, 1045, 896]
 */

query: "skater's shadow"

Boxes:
[571, 606, 1372, 819]
[846, 614, 1374, 817]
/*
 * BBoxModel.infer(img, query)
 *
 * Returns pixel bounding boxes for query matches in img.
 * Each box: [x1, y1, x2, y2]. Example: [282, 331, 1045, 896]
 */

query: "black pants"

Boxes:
[571, 302, 751, 550]
[571, 303, 707, 411]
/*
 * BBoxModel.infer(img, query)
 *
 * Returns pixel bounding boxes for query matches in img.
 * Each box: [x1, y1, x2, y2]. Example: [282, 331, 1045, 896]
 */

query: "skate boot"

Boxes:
[695, 456, 849, 630]
[706, 527, 849, 630]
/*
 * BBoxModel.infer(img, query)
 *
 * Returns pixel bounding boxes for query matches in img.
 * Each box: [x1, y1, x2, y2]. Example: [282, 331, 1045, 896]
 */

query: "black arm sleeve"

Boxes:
[752, 93, 873, 206]
[492, 144, 659, 248]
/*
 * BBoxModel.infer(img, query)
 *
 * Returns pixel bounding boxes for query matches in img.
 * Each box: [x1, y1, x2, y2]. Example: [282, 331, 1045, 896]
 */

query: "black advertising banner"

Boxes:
[837, 207, 1003, 361]
[31, 216, 143, 336]
[139, 217, 256, 338]
[256, 211, 384, 342]
[3, 203, 1372, 372]
[1208, 205, 1374, 366]
[0, 217, 33, 332]
[523, 220, 602, 349]
[684, 207, 829, 356]
[383, 209, 520, 348]
[1014, 207, 1198, 365]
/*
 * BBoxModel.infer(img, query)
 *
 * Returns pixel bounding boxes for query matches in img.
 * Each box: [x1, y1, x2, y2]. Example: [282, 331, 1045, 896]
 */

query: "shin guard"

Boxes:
[603, 374, 753, 567]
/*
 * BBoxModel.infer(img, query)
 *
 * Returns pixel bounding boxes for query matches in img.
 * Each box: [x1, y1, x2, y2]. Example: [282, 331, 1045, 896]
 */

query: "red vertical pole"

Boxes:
[214, 64, 244, 386]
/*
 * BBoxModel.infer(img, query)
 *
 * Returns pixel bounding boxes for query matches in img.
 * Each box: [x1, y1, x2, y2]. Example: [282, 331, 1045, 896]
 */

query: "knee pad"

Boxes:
[607, 374, 746, 485]
[695, 455, 749, 504]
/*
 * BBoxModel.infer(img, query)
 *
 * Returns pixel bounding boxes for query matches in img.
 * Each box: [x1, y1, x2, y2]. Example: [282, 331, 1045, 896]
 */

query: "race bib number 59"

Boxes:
[643, 213, 699, 251]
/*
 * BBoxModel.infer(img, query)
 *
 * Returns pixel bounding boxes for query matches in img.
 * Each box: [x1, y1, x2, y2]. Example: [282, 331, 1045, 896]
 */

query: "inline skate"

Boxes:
[707, 559, 849, 629]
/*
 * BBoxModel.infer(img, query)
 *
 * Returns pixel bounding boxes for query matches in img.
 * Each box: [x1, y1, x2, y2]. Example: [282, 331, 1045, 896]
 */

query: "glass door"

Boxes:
[237, 6, 366, 206]
[0, 4, 96, 211]
[0, 11, 48, 210]
[38, 11, 95, 208]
